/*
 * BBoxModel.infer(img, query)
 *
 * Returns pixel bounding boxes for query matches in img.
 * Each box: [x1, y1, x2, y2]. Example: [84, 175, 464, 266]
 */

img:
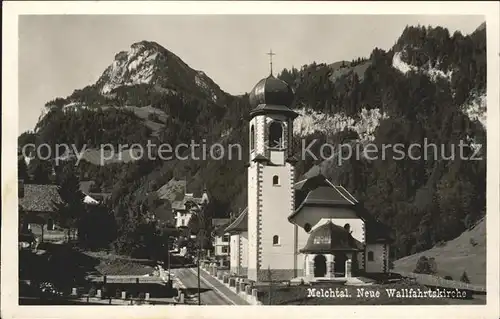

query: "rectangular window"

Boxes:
[222, 246, 229, 253]
[367, 251, 374, 261]
[222, 235, 229, 242]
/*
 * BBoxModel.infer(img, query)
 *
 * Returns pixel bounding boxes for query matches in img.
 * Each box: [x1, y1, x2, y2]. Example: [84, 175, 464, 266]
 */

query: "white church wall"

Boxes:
[295, 226, 310, 277]
[365, 243, 387, 273]
[258, 163, 295, 280]
[250, 115, 267, 158]
[230, 234, 240, 275]
[247, 162, 259, 280]
[292, 206, 366, 243]
[240, 231, 249, 275]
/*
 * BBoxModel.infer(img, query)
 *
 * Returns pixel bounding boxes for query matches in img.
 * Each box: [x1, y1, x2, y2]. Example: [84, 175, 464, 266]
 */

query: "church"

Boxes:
[224, 67, 393, 283]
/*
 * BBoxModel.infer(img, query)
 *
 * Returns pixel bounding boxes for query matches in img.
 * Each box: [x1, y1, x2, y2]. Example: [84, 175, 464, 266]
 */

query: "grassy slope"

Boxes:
[394, 218, 486, 286]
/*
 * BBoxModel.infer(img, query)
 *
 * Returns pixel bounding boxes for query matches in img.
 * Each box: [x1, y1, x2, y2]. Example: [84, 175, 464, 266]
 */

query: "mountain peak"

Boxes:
[130, 40, 166, 52]
[97, 41, 167, 94]
[92, 40, 226, 103]
[475, 22, 486, 32]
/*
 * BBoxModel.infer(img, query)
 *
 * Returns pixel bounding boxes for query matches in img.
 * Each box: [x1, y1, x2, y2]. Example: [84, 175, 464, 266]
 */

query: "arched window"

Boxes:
[47, 219, 54, 231]
[367, 251, 374, 261]
[272, 235, 280, 245]
[272, 175, 279, 185]
[268, 121, 283, 149]
[344, 223, 351, 233]
[250, 125, 255, 151]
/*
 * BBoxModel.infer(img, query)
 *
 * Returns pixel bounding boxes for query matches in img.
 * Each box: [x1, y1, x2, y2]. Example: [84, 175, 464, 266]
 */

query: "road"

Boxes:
[172, 267, 249, 305]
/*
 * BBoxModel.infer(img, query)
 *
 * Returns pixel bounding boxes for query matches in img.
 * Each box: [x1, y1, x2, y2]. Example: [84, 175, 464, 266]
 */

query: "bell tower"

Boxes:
[247, 54, 299, 282]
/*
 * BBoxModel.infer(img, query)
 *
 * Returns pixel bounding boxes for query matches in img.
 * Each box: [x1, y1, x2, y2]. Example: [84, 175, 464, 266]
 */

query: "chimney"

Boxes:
[18, 180, 24, 198]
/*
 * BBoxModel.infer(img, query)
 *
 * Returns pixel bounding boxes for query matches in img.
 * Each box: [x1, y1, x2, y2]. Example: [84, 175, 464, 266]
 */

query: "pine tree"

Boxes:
[460, 271, 470, 284]
[52, 165, 85, 242]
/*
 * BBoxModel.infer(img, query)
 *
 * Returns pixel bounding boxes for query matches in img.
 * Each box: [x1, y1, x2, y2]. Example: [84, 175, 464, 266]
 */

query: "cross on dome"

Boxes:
[267, 49, 276, 75]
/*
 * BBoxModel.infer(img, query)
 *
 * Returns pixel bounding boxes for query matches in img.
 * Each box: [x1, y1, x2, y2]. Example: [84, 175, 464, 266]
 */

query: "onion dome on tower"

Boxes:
[248, 50, 298, 119]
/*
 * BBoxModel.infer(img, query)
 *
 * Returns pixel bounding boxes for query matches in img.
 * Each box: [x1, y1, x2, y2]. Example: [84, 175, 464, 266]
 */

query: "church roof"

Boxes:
[294, 174, 333, 191]
[224, 208, 248, 234]
[301, 186, 356, 206]
[300, 221, 363, 253]
[289, 174, 393, 243]
[248, 75, 298, 119]
[290, 175, 358, 220]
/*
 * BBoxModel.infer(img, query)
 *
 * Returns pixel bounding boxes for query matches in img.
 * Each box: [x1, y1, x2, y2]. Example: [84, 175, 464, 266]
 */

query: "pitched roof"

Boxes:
[301, 186, 355, 206]
[213, 222, 231, 236]
[156, 178, 187, 202]
[19, 184, 63, 213]
[288, 175, 392, 242]
[79, 180, 95, 195]
[225, 208, 248, 234]
[294, 174, 331, 191]
[290, 176, 357, 220]
[172, 193, 204, 211]
[79, 181, 111, 202]
[212, 218, 230, 227]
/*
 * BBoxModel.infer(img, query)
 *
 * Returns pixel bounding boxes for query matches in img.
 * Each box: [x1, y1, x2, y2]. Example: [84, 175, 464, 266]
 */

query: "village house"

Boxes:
[18, 180, 64, 239]
[172, 189, 209, 229]
[79, 180, 112, 205]
[211, 218, 231, 266]
[225, 209, 249, 276]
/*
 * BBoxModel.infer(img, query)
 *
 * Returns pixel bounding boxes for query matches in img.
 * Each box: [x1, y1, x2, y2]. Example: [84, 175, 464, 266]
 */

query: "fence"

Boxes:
[394, 271, 486, 294]
[19, 295, 183, 305]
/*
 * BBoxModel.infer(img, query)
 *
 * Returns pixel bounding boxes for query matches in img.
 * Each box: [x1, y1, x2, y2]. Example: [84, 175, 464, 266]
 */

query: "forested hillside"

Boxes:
[18, 24, 486, 259]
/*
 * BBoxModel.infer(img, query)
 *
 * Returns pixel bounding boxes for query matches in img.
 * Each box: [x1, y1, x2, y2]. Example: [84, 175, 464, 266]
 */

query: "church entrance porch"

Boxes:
[304, 252, 356, 280]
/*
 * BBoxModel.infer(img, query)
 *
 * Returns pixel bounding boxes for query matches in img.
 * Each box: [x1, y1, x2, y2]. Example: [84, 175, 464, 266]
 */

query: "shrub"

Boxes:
[428, 257, 438, 274]
[89, 183, 101, 193]
[148, 113, 164, 124]
[444, 275, 453, 280]
[460, 271, 470, 284]
[435, 240, 446, 247]
[89, 286, 97, 297]
[414, 256, 437, 275]
[469, 238, 478, 246]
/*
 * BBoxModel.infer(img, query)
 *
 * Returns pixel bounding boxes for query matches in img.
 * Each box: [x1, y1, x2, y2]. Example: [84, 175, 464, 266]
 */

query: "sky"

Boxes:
[18, 14, 485, 134]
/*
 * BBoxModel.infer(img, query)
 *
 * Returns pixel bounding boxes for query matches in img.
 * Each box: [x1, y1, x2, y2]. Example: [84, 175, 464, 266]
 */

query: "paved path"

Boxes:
[172, 267, 249, 305]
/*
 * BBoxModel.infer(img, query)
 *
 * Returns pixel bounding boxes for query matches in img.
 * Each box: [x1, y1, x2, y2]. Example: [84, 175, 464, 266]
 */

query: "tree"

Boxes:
[460, 271, 470, 284]
[414, 256, 437, 275]
[18, 157, 29, 182]
[186, 200, 214, 253]
[52, 166, 85, 242]
[28, 159, 53, 184]
[78, 203, 117, 250]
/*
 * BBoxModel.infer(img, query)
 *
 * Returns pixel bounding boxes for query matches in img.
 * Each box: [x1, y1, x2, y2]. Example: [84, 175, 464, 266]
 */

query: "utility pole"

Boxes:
[268, 265, 272, 305]
[167, 236, 171, 282]
[197, 229, 202, 305]
[196, 204, 205, 306]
